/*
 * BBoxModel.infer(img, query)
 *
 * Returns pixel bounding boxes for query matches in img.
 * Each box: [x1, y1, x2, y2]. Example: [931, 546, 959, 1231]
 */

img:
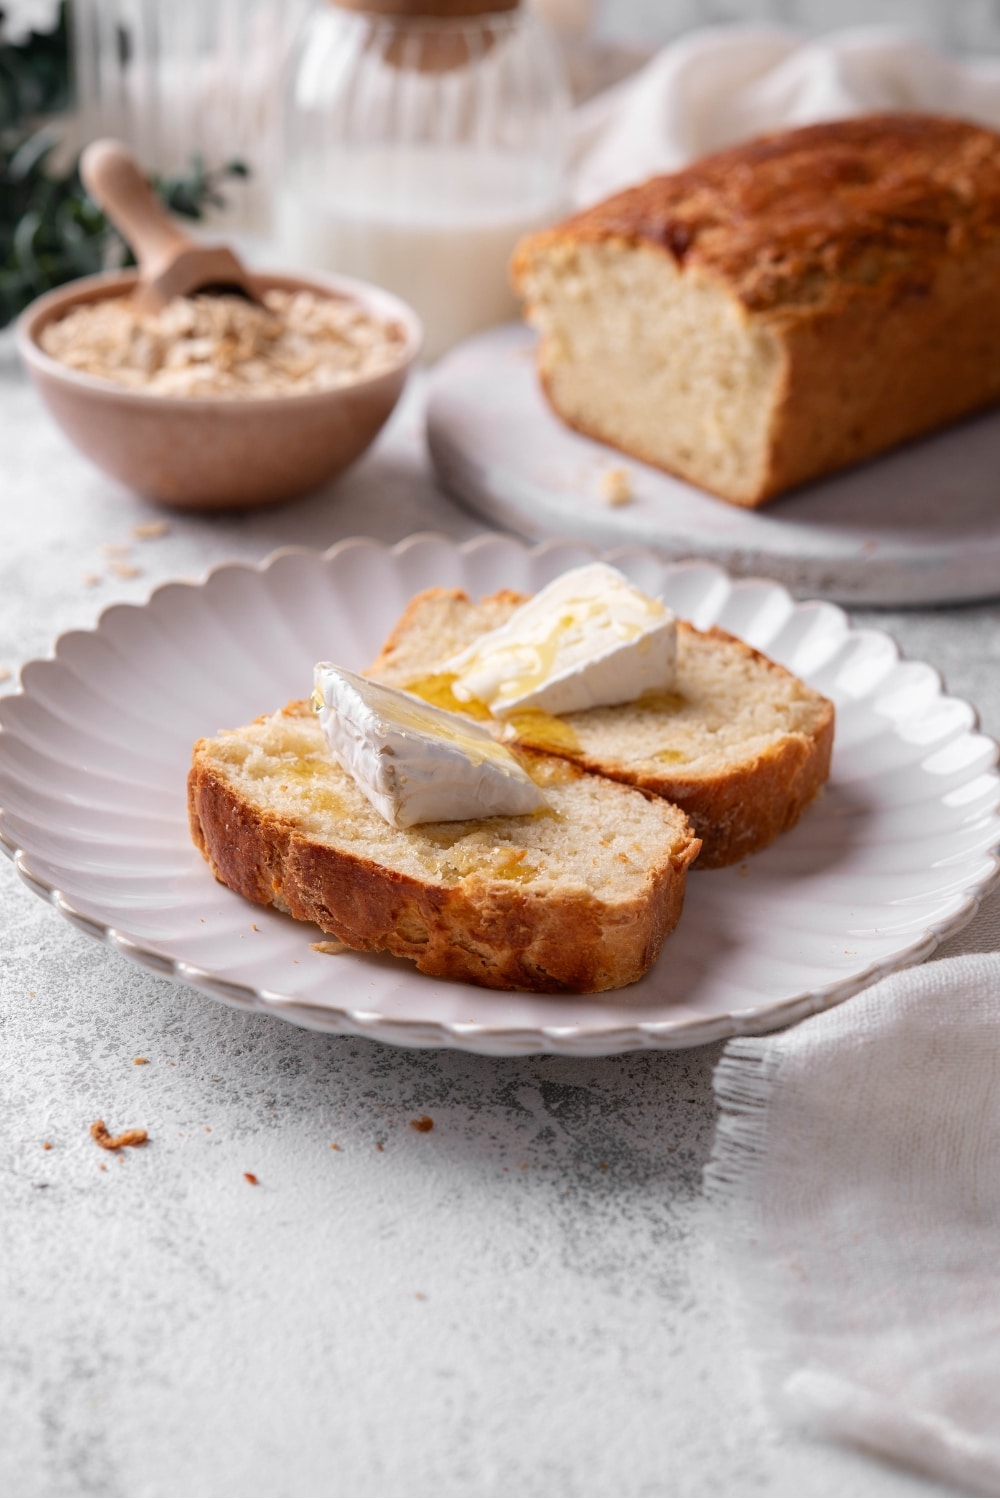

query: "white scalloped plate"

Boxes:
[1, 535, 998, 1055]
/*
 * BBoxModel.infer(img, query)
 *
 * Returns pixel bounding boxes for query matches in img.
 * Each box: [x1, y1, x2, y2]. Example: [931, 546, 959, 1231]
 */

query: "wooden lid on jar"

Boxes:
[332, 0, 520, 16]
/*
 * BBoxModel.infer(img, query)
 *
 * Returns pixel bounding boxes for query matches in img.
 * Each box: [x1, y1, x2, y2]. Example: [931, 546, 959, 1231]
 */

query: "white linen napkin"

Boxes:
[706, 892, 1000, 1495]
[572, 26, 1000, 205]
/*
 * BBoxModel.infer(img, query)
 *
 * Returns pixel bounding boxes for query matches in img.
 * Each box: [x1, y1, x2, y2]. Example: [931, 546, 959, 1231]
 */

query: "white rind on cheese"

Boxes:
[443, 563, 677, 717]
[313, 665, 548, 829]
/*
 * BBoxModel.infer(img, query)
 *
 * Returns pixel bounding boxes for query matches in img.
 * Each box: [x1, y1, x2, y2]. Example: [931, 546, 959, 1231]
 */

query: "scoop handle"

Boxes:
[81, 139, 196, 279]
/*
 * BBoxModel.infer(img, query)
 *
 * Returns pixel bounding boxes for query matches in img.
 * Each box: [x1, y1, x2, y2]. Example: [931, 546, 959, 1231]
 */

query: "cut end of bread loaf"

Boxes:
[188, 703, 700, 993]
[369, 587, 834, 867]
[517, 240, 784, 506]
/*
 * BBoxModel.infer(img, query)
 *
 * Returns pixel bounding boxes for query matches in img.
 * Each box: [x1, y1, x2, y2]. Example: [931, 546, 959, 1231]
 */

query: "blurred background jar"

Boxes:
[71, 0, 313, 235]
[279, 0, 571, 359]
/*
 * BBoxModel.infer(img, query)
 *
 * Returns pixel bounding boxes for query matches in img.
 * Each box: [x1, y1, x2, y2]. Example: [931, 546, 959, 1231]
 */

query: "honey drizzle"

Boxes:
[405, 673, 582, 756]
[505, 708, 581, 754]
[405, 672, 700, 768]
[403, 673, 492, 721]
[636, 688, 687, 714]
[275, 754, 348, 817]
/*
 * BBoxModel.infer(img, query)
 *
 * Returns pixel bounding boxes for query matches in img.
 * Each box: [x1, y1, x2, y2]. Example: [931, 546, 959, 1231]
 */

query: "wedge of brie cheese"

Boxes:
[444, 562, 677, 718]
[313, 665, 548, 829]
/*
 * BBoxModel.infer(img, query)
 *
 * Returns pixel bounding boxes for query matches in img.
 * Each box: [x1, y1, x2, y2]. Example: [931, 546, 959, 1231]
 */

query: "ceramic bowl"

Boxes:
[16, 269, 422, 510]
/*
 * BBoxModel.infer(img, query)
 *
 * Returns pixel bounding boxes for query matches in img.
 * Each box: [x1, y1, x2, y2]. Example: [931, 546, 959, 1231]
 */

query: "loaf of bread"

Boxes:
[369, 587, 834, 867]
[188, 703, 700, 993]
[511, 113, 1000, 507]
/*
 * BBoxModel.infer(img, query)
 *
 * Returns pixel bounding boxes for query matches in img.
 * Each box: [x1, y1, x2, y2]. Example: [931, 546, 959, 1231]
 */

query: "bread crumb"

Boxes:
[90, 1119, 148, 1151]
[133, 1056, 149, 1065]
[251, 923, 259, 932]
[243, 1172, 259, 1185]
[410, 1115, 434, 1133]
[375, 1142, 384, 1152]
[600, 466, 633, 505]
[0, 667, 10, 683]
[205, 1126, 212, 1133]
[132, 520, 169, 540]
[98, 1163, 107, 1172]
[82, 573, 101, 587]
[415, 1292, 427, 1301]
[43, 1141, 52, 1151]
[108, 561, 142, 580]
[311, 939, 348, 955]
[330, 1143, 340, 1150]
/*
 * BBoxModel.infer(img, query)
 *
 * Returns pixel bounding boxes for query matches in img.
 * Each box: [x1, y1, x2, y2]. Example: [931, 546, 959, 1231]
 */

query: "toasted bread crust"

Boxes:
[188, 740, 699, 994]
[512, 114, 1000, 321]
[369, 590, 834, 867]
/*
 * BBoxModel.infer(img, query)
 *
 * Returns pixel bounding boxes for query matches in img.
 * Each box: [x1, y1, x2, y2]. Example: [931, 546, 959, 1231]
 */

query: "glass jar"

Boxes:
[72, 0, 314, 235]
[280, 0, 570, 359]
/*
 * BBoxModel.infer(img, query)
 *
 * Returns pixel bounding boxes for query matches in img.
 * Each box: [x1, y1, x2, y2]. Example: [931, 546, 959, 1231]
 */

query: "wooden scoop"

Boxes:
[80, 139, 260, 316]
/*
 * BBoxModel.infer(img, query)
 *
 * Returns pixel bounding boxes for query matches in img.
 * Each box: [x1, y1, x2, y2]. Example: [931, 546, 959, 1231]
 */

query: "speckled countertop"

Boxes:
[2, 333, 993, 1498]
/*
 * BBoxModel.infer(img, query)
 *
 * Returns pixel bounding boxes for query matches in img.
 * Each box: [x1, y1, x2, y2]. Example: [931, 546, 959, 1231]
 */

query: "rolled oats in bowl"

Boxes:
[39, 288, 409, 398]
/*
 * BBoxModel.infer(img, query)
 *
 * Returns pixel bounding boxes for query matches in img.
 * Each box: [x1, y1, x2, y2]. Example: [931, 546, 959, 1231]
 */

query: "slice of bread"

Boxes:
[188, 702, 700, 994]
[369, 588, 834, 868]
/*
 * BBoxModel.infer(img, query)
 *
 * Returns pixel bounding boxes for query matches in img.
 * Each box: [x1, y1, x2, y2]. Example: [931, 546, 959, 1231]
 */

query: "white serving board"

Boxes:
[426, 323, 1000, 607]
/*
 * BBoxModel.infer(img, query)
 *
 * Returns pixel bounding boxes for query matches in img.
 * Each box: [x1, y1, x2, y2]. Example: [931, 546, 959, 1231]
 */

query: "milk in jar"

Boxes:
[280, 1, 569, 360]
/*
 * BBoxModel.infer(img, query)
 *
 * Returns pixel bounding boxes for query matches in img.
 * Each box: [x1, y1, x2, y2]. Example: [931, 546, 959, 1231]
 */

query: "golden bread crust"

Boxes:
[513, 114, 1000, 321]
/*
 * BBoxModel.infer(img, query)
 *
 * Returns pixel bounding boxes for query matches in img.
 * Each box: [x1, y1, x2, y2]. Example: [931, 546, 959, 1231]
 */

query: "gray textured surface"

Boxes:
[2, 334, 993, 1496]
